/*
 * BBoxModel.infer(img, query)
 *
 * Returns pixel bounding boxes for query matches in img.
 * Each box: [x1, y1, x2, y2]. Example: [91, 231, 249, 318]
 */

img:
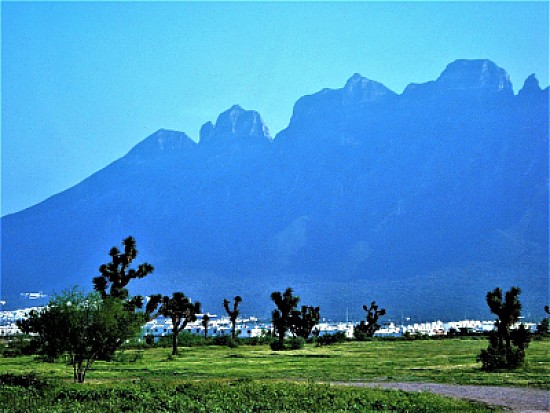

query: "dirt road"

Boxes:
[334, 382, 549, 412]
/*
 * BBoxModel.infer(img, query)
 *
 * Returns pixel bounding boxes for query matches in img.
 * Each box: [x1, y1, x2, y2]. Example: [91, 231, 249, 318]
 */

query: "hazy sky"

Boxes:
[2, 1, 548, 216]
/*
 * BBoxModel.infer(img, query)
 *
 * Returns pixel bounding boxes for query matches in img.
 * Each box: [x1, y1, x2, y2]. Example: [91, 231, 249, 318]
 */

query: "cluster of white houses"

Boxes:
[0, 306, 538, 340]
[0, 306, 41, 337]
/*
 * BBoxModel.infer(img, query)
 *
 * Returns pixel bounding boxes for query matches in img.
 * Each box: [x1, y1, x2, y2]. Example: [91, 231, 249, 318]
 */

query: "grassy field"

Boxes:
[0, 379, 502, 412]
[1, 338, 547, 412]
[1, 338, 548, 387]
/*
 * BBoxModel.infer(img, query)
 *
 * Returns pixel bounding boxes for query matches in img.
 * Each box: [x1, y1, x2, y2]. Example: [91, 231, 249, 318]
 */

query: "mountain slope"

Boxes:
[2, 59, 548, 320]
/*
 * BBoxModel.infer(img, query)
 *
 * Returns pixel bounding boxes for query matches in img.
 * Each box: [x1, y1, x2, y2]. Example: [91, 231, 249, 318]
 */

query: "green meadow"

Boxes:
[1, 337, 548, 412]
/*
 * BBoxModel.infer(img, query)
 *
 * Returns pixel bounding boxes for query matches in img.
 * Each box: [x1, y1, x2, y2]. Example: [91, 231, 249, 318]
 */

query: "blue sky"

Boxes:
[2, 1, 548, 216]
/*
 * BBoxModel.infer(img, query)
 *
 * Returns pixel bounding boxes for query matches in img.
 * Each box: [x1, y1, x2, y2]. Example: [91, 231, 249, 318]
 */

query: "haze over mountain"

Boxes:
[2, 59, 548, 321]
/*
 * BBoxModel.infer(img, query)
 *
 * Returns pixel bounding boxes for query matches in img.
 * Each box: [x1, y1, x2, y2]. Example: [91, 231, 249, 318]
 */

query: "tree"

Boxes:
[223, 296, 242, 340]
[271, 288, 300, 349]
[202, 314, 210, 339]
[291, 306, 321, 340]
[536, 305, 549, 337]
[148, 292, 201, 355]
[477, 286, 531, 371]
[92, 236, 154, 303]
[17, 289, 143, 383]
[16, 237, 153, 383]
[354, 301, 386, 340]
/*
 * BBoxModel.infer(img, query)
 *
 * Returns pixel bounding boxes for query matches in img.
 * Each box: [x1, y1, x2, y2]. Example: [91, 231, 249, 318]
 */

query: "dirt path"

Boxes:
[332, 382, 549, 412]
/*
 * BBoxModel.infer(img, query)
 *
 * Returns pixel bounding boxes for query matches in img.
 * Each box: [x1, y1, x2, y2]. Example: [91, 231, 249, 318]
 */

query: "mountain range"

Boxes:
[2, 59, 548, 321]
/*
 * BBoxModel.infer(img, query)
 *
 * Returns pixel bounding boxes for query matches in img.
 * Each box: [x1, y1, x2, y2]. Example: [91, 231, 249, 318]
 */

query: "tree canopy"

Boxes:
[147, 292, 201, 355]
[478, 286, 531, 371]
[17, 289, 144, 383]
[92, 236, 154, 304]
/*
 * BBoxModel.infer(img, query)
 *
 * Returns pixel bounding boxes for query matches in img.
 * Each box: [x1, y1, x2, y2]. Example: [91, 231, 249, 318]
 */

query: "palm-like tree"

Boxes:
[223, 296, 242, 340]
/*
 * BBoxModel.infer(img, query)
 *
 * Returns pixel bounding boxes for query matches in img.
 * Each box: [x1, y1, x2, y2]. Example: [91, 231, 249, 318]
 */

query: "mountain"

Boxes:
[2, 59, 548, 321]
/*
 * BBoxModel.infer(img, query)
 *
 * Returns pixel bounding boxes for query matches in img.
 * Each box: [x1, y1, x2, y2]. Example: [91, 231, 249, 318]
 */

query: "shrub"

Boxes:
[270, 341, 284, 351]
[0, 373, 50, 390]
[314, 332, 347, 346]
[240, 335, 274, 346]
[213, 335, 239, 348]
[287, 336, 305, 350]
[178, 331, 208, 347]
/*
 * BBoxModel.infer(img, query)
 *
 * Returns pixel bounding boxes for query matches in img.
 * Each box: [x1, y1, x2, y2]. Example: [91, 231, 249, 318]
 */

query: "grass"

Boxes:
[1, 338, 548, 388]
[0, 380, 501, 412]
[1, 337, 547, 412]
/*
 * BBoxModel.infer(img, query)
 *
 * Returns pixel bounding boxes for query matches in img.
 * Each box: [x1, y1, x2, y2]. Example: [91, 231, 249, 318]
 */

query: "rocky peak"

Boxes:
[518, 73, 541, 96]
[126, 129, 196, 160]
[199, 105, 272, 145]
[435, 59, 513, 94]
[343, 73, 397, 104]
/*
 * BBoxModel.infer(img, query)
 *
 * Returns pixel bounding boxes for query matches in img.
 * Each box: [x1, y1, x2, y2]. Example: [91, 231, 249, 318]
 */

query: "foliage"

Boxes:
[271, 288, 320, 348]
[287, 336, 305, 350]
[92, 236, 154, 304]
[291, 305, 321, 339]
[201, 314, 210, 339]
[269, 340, 285, 351]
[3, 334, 37, 357]
[17, 289, 144, 382]
[271, 288, 300, 349]
[240, 332, 274, 346]
[314, 331, 348, 346]
[535, 305, 550, 337]
[223, 296, 242, 340]
[147, 292, 201, 355]
[0, 373, 50, 390]
[354, 301, 386, 340]
[0, 379, 500, 413]
[478, 287, 531, 371]
[212, 335, 239, 348]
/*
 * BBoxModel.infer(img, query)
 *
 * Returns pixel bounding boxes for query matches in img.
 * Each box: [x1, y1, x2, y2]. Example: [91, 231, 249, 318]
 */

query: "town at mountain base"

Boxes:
[2, 59, 548, 320]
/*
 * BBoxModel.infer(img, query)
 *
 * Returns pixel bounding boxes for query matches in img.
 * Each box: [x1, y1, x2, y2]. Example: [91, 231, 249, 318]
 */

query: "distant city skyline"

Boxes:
[2, 1, 548, 215]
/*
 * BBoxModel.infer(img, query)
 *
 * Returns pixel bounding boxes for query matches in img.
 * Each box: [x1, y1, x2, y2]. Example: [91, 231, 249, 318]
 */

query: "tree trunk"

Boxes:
[75, 359, 85, 383]
[172, 328, 179, 356]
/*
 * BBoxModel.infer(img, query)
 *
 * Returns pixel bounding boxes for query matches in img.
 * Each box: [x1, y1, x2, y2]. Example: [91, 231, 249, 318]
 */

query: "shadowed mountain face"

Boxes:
[2, 60, 548, 320]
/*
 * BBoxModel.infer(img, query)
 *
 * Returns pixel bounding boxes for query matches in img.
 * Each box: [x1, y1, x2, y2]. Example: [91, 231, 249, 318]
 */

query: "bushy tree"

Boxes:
[17, 289, 144, 383]
[478, 287, 531, 371]
[291, 306, 321, 340]
[202, 314, 210, 339]
[354, 301, 386, 340]
[271, 288, 300, 349]
[223, 296, 242, 340]
[535, 305, 550, 337]
[271, 288, 319, 348]
[147, 292, 201, 355]
[17, 237, 153, 383]
[93, 236, 154, 304]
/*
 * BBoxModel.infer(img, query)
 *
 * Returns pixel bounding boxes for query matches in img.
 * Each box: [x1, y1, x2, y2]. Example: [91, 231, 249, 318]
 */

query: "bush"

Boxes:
[144, 335, 156, 346]
[477, 326, 531, 371]
[269, 341, 284, 351]
[353, 330, 370, 341]
[0, 373, 50, 390]
[178, 332, 209, 347]
[240, 335, 274, 346]
[3, 335, 38, 357]
[270, 337, 304, 350]
[535, 318, 549, 337]
[314, 332, 347, 346]
[213, 335, 239, 348]
[287, 336, 305, 350]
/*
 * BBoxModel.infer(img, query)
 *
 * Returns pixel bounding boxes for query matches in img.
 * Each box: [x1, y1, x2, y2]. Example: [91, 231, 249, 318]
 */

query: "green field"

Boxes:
[1, 338, 548, 412]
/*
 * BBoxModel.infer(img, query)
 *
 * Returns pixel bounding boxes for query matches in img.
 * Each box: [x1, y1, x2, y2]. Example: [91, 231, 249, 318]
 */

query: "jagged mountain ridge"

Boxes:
[2, 59, 548, 320]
